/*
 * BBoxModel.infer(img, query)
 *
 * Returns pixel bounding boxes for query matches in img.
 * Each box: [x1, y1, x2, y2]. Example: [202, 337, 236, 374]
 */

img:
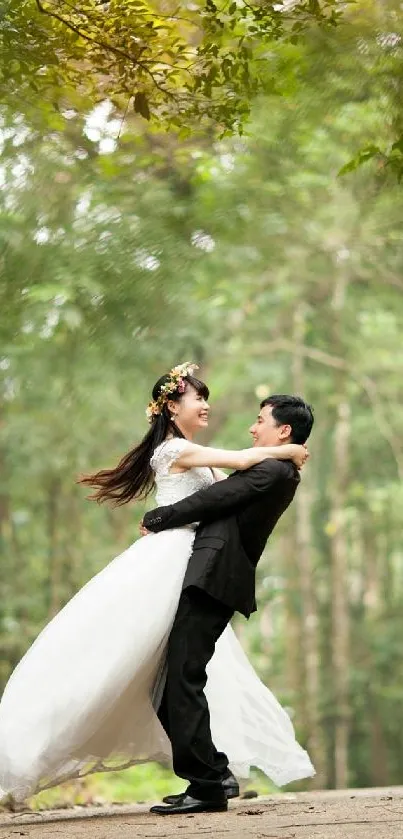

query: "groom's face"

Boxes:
[249, 405, 292, 447]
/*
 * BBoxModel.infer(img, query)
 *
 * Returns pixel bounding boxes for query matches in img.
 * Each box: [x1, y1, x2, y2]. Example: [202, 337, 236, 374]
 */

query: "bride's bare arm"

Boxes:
[175, 442, 308, 471]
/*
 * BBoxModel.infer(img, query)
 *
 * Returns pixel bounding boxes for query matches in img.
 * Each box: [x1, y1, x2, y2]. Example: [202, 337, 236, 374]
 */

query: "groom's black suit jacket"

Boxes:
[143, 459, 300, 618]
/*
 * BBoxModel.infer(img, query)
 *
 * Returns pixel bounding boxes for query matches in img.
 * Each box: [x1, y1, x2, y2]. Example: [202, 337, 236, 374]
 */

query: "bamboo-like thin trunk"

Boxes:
[330, 399, 350, 789]
[329, 268, 351, 790]
[363, 525, 389, 785]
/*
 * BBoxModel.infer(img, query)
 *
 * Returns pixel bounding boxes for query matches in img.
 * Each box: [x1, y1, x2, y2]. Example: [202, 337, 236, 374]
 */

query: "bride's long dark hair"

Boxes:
[78, 372, 209, 506]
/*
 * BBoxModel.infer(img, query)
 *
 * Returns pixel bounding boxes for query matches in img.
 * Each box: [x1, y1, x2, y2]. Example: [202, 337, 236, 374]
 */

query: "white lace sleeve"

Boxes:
[150, 438, 189, 477]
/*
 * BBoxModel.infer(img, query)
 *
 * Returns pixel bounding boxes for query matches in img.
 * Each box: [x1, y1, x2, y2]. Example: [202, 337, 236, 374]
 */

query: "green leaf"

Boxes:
[134, 92, 150, 120]
[338, 145, 381, 176]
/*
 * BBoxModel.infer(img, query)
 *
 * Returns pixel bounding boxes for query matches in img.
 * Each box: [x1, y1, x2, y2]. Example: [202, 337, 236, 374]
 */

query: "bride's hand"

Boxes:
[281, 444, 309, 469]
[139, 521, 150, 537]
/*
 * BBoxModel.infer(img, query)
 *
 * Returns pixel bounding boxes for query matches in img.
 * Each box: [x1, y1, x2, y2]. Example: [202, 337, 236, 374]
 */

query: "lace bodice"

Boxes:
[150, 438, 214, 506]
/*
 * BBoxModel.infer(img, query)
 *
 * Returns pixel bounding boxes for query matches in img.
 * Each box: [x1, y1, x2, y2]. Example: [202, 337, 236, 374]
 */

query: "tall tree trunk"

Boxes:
[330, 271, 351, 790]
[292, 305, 326, 787]
[363, 524, 389, 785]
[281, 528, 305, 713]
[295, 480, 327, 786]
[330, 399, 350, 789]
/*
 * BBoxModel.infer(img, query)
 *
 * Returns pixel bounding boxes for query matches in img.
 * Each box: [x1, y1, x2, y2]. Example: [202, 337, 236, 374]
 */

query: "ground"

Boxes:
[2, 787, 403, 839]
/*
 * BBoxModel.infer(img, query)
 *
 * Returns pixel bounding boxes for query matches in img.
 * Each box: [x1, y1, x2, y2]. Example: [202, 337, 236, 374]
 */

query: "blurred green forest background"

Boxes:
[1, 0, 403, 809]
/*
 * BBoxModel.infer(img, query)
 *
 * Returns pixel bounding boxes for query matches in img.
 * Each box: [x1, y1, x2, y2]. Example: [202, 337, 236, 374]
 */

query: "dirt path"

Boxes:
[1, 787, 403, 839]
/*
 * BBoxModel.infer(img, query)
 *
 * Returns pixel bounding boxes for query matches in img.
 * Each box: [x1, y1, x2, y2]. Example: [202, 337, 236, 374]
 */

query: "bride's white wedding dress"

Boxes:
[0, 438, 314, 802]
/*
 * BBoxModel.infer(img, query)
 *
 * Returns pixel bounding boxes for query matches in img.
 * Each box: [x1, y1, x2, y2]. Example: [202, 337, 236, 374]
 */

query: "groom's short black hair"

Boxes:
[260, 394, 314, 445]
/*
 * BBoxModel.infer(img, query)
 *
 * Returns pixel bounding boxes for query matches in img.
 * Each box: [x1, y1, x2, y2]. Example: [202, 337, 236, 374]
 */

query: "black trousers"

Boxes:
[157, 586, 234, 801]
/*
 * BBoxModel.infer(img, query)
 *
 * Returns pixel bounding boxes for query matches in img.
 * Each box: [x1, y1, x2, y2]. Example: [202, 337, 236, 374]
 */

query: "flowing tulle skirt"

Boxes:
[0, 529, 314, 802]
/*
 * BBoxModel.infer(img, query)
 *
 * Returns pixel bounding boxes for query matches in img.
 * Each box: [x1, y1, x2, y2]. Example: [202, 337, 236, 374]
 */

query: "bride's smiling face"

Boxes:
[168, 384, 210, 434]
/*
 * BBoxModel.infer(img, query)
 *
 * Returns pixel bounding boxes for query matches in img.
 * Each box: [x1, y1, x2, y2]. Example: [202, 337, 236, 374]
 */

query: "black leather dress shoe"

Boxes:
[150, 793, 228, 815]
[162, 772, 239, 805]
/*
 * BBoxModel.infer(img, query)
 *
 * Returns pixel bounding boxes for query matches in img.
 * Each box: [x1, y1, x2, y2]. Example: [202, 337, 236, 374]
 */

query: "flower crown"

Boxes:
[146, 361, 199, 423]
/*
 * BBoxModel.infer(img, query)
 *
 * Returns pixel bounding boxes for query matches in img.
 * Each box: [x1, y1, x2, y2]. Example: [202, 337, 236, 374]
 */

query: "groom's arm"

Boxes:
[143, 460, 289, 533]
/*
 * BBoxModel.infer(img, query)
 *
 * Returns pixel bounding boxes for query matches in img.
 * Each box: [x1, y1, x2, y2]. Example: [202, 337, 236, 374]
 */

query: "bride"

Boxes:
[0, 362, 314, 803]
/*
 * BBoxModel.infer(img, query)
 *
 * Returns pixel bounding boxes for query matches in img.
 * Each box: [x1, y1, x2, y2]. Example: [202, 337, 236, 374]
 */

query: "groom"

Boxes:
[142, 394, 314, 816]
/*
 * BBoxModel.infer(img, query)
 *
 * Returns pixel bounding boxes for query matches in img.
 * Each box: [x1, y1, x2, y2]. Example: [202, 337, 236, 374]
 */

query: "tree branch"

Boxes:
[35, 0, 178, 101]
